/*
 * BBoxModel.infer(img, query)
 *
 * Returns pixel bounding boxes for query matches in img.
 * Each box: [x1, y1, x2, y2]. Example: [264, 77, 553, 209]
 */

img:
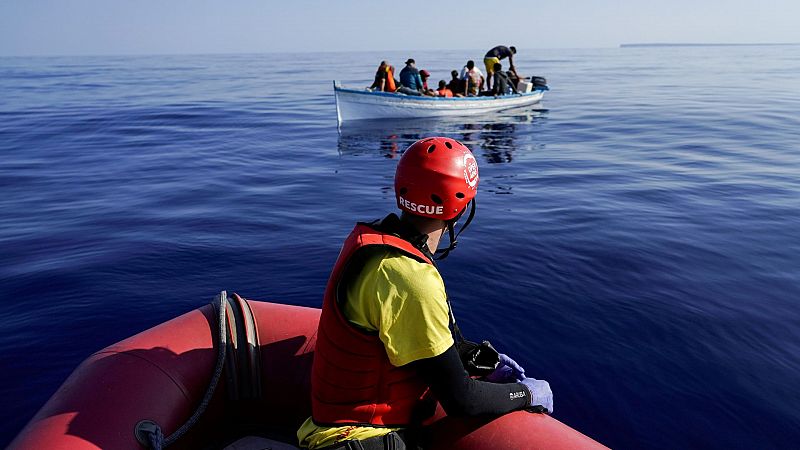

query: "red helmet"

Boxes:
[395, 137, 479, 220]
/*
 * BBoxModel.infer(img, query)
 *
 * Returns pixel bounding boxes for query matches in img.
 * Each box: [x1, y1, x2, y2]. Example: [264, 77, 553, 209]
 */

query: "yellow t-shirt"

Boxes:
[297, 248, 454, 449]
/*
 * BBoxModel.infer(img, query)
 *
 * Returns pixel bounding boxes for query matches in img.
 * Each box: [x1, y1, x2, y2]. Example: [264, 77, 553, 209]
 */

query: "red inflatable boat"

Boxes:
[10, 292, 607, 450]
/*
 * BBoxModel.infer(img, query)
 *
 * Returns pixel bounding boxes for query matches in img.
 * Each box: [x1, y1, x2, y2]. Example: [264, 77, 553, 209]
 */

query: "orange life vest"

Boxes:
[386, 66, 397, 92]
[437, 88, 453, 98]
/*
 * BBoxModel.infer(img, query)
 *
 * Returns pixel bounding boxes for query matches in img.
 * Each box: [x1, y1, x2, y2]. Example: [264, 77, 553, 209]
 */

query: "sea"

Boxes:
[1, 46, 799, 449]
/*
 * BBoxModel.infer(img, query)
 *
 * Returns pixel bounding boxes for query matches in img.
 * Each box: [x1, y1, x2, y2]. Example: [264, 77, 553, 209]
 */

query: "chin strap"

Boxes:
[434, 198, 476, 260]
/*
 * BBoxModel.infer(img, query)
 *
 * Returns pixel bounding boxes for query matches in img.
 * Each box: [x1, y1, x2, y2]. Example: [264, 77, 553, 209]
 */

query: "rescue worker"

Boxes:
[297, 137, 553, 450]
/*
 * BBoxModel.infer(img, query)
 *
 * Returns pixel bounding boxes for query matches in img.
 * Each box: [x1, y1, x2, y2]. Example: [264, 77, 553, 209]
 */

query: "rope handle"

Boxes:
[134, 291, 228, 449]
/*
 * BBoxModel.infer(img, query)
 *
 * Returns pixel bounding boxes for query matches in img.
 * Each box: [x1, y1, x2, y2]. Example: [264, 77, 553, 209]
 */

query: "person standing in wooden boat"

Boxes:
[484, 45, 518, 91]
[297, 137, 554, 449]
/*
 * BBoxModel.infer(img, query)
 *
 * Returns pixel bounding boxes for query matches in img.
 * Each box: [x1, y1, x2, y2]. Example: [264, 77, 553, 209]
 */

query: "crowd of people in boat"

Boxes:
[369, 45, 524, 98]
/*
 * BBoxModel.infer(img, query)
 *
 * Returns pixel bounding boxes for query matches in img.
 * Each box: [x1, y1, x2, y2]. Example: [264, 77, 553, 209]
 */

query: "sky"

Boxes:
[1, 0, 799, 56]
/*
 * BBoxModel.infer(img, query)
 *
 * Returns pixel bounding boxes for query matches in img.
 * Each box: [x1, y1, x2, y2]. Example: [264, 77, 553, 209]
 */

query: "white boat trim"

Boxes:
[333, 80, 546, 124]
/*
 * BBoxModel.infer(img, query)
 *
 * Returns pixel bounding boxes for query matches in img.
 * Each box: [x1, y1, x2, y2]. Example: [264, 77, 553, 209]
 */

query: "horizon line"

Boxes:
[0, 45, 618, 59]
[621, 42, 800, 48]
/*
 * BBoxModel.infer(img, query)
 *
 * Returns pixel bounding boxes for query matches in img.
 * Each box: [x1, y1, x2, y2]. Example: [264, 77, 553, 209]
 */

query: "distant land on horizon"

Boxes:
[621, 43, 799, 48]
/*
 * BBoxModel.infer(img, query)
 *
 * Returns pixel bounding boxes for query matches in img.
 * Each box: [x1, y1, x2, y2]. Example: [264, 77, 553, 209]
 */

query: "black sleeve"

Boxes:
[408, 345, 530, 416]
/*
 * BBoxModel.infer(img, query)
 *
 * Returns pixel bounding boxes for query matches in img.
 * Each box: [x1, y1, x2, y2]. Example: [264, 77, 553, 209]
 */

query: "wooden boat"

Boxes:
[334, 81, 547, 124]
[10, 292, 606, 450]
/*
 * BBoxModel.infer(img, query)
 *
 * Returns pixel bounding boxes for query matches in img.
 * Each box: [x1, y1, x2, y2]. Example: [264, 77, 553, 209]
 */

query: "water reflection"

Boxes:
[481, 123, 516, 164]
[337, 110, 546, 164]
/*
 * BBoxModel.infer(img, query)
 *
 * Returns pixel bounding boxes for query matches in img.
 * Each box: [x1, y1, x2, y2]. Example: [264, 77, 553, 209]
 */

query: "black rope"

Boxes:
[136, 291, 228, 449]
[147, 426, 163, 450]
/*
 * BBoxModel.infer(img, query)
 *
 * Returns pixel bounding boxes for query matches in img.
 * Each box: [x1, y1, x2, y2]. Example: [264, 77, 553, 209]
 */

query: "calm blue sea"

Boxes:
[1, 47, 799, 448]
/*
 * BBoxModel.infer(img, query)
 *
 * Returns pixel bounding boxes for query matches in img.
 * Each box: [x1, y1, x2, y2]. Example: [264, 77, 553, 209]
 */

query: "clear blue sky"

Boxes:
[1, 0, 798, 56]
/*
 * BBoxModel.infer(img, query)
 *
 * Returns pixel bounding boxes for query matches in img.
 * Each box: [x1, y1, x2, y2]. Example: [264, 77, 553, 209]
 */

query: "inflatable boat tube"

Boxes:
[10, 295, 607, 449]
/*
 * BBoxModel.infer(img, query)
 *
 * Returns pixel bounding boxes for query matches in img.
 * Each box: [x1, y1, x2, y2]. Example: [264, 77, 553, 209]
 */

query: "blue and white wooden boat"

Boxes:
[333, 81, 547, 124]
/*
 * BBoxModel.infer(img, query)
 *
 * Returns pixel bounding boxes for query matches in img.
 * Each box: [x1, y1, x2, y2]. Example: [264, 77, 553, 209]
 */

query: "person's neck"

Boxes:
[424, 226, 445, 254]
[399, 213, 446, 254]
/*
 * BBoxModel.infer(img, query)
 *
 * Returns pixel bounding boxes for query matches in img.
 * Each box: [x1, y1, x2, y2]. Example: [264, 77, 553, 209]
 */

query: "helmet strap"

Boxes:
[434, 221, 457, 260]
[434, 199, 476, 260]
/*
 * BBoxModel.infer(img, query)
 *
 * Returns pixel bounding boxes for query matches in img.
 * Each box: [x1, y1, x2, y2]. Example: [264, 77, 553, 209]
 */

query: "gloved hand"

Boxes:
[485, 353, 526, 383]
[520, 377, 553, 414]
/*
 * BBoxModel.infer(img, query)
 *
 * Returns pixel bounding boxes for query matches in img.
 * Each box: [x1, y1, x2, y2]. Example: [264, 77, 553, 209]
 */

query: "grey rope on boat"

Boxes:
[147, 425, 164, 450]
[135, 290, 228, 449]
